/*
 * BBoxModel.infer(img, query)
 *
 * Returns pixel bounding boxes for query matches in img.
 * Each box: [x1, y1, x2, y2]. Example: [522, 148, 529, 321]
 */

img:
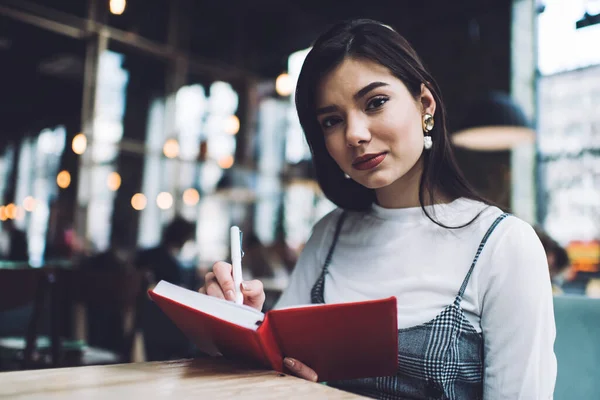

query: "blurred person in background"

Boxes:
[269, 230, 299, 275]
[136, 216, 196, 361]
[534, 226, 571, 294]
[240, 229, 275, 279]
[82, 223, 133, 272]
[198, 19, 556, 399]
[135, 216, 196, 287]
[0, 219, 28, 262]
[79, 221, 136, 353]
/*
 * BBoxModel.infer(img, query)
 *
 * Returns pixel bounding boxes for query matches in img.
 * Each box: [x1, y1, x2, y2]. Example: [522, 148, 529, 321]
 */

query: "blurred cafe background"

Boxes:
[0, 0, 599, 397]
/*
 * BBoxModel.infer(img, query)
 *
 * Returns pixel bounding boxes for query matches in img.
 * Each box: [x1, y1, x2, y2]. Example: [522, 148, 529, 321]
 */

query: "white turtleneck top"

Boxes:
[275, 198, 556, 399]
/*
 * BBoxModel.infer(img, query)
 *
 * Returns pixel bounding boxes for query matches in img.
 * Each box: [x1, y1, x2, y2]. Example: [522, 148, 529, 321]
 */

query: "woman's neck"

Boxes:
[374, 158, 452, 209]
[375, 158, 423, 209]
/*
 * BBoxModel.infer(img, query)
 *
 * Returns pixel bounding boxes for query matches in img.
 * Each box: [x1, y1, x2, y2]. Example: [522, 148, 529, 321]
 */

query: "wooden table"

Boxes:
[0, 358, 366, 399]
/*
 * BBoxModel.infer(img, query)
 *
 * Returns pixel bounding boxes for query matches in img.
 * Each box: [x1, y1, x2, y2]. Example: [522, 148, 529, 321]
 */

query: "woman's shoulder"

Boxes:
[463, 204, 549, 297]
[477, 204, 537, 243]
[466, 203, 545, 267]
[447, 199, 540, 255]
[310, 207, 346, 237]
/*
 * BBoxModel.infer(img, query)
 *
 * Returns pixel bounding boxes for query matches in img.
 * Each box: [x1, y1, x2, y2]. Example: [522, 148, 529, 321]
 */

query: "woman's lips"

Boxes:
[352, 153, 387, 171]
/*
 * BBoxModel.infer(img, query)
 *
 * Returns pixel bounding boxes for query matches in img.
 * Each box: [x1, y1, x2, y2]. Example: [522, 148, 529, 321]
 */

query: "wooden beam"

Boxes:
[0, 0, 256, 82]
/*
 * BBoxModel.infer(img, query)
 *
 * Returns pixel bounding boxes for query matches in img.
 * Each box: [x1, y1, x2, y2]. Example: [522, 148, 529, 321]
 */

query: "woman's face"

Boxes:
[316, 57, 435, 199]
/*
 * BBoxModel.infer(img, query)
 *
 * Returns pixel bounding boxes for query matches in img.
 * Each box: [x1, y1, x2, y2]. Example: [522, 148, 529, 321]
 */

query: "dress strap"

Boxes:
[457, 212, 510, 300]
[310, 211, 347, 304]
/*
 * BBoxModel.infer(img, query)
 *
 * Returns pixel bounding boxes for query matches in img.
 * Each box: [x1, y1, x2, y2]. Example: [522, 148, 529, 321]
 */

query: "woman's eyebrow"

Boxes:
[354, 81, 389, 100]
[316, 105, 338, 116]
[316, 81, 390, 115]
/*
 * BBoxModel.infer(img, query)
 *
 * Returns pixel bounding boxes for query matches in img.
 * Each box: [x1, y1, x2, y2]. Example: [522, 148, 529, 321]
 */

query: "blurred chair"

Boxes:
[52, 268, 145, 366]
[0, 268, 48, 370]
[553, 295, 600, 399]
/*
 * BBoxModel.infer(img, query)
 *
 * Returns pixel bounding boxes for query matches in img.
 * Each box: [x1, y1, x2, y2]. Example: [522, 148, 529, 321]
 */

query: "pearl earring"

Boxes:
[423, 136, 433, 150]
[344, 173, 351, 179]
[422, 113, 434, 150]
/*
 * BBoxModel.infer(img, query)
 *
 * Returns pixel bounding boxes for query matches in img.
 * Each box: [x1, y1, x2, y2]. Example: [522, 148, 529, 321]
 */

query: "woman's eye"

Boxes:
[321, 117, 341, 129]
[366, 96, 389, 110]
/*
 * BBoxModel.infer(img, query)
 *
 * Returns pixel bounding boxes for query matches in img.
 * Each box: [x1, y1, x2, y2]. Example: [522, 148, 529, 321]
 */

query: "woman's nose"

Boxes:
[345, 116, 371, 147]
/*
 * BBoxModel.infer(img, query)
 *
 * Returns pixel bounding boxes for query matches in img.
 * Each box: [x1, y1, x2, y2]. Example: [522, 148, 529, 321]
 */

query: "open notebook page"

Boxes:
[152, 281, 265, 330]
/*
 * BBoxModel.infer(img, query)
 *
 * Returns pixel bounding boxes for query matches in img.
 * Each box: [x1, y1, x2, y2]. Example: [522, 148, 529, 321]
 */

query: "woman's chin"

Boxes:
[355, 175, 393, 190]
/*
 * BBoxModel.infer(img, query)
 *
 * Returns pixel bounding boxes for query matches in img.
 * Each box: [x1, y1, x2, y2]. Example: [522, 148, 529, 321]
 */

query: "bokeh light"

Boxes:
[107, 172, 122, 191]
[72, 133, 87, 155]
[224, 115, 240, 135]
[163, 139, 180, 159]
[217, 155, 234, 169]
[156, 192, 173, 210]
[131, 193, 147, 211]
[275, 72, 294, 96]
[183, 188, 200, 206]
[57, 170, 71, 189]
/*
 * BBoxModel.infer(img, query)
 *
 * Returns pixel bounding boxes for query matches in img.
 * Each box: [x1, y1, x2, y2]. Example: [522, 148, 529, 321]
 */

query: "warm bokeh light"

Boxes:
[23, 196, 37, 212]
[0, 206, 6, 221]
[72, 133, 87, 155]
[109, 0, 126, 15]
[183, 188, 200, 206]
[163, 138, 180, 159]
[56, 170, 71, 189]
[156, 192, 173, 210]
[224, 115, 240, 135]
[275, 72, 294, 96]
[217, 155, 234, 169]
[131, 193, 147, 211]
[4, 203, 17, 220]
[107, 172, 122, 191]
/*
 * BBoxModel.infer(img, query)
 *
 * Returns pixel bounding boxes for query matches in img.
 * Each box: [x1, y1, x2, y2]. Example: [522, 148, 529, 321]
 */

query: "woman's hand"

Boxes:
[198, 261, 266, 311]
[284, 357, 319, 382]
[200, 264, 316, 380]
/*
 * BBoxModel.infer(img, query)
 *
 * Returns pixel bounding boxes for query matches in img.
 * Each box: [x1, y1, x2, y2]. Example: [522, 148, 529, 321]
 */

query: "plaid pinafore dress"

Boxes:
[310, 211, 509, 400]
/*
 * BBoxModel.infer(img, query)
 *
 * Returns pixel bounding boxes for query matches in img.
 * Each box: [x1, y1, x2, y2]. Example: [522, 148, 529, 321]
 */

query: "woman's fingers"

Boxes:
[283, 357, 318, 382]
[204, 272, 226, 299]
[241, 279, 266, 310]
[212, 262, 237, 301]
[198, 262, 266, 312]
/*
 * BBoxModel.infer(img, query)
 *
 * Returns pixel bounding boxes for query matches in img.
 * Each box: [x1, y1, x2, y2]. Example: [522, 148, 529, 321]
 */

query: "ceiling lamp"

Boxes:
[110, 0, 126, 15]
[451, 92, 535, 151]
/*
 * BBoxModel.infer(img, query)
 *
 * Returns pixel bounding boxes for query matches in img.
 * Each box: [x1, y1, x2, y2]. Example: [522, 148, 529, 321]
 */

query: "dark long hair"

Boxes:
[295, 19, 489, 228]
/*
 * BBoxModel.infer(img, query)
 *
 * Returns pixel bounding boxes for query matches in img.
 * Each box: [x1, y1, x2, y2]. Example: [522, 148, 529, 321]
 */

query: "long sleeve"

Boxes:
[479, 219, 557, 399]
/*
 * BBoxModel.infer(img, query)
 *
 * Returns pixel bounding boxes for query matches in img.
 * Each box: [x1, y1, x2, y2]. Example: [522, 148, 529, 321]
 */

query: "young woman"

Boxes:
[199, 19, 556, 399]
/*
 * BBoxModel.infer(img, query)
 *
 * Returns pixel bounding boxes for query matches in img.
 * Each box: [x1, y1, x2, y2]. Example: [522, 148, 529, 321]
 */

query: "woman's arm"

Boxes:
[480, 218, 557, 399]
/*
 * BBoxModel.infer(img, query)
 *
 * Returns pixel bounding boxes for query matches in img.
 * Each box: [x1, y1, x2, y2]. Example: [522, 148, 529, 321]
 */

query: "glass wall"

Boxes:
[537, 0, 600, 294]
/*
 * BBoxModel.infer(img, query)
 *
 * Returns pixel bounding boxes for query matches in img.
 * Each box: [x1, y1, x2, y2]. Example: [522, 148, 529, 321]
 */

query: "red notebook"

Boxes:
[148, 281, 398, 382]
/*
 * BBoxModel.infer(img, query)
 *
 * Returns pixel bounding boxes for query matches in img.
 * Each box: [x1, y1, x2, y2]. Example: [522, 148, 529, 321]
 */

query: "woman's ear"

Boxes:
[420, 83, 436, 116]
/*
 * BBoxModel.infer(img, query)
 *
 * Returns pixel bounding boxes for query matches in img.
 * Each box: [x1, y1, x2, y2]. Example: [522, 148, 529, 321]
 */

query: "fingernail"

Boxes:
[226, 290, 235, 300]
[241, 281, 249, 291]
[284, 358, 295, 368]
